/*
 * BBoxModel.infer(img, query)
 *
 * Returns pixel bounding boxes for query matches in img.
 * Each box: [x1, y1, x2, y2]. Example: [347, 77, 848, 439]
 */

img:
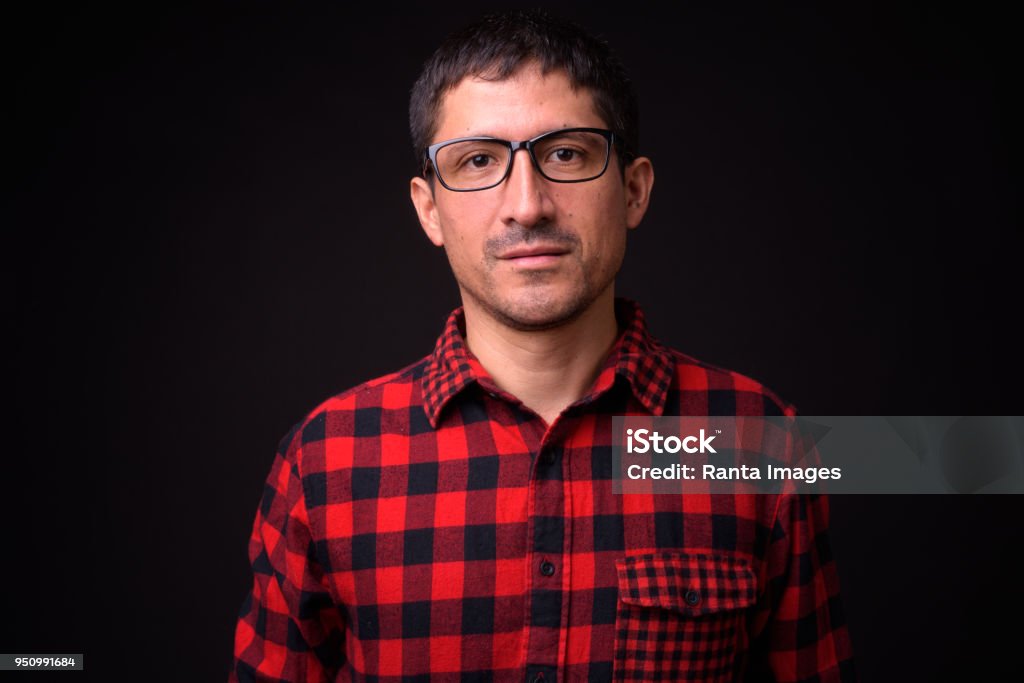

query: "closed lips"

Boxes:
[498, 245, 570, 259]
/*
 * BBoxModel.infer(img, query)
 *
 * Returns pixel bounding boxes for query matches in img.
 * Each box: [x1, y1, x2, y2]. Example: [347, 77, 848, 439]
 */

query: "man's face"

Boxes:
[410, 63, 653, 331]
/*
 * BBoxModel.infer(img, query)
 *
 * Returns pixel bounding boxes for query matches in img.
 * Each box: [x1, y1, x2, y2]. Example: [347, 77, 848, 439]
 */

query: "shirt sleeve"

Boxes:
[229, 432, 345, 682]
[747, 492, 857, 682]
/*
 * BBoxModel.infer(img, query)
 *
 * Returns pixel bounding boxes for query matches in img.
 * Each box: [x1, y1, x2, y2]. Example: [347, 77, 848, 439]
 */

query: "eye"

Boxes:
[545, 145, 588, 165]
[554, 148, 576, 162]
[455, 150, 501, 171]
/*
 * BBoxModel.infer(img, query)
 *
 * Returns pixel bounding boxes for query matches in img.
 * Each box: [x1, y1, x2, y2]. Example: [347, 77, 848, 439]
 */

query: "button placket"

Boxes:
[538, 445, 560, 466]
[525, 441, 565, 680]
[525, 664, 556, 682]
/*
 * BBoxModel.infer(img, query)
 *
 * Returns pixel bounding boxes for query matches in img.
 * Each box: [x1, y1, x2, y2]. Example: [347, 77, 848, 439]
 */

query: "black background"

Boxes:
[6, 2, 1022, 681]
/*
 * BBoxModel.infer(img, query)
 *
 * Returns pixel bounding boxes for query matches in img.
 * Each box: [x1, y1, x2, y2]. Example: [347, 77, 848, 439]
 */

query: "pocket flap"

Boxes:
[616, 552, 756, 616]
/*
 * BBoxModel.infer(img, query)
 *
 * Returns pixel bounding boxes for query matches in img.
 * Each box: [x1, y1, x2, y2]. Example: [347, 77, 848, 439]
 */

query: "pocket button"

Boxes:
[684, 588, 701, 606]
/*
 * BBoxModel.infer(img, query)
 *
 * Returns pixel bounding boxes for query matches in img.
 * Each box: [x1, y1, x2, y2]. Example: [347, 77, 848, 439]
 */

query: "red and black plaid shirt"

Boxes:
[230, 299, 855, 682]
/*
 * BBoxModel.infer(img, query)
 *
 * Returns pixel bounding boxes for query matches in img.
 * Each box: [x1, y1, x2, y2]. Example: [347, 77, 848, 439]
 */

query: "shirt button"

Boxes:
[541, 449, 556, 465]
[540, 560, 556, 577]
[684, 588, 701, 606]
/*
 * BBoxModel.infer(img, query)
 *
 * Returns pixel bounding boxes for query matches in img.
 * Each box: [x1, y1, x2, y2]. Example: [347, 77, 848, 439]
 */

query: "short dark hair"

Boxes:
[409, 9, 639, 173]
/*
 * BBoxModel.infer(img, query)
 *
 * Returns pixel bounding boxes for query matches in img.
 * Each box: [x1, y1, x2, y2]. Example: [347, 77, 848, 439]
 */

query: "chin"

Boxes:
[491, 292, 593, 331]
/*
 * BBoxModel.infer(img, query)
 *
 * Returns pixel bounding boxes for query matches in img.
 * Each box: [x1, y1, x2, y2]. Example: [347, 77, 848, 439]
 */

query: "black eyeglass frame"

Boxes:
[422, 127, 630, 192]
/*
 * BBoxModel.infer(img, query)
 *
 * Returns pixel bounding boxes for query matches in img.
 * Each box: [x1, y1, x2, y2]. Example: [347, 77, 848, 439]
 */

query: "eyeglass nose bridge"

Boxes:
[501, 139, 545, 185]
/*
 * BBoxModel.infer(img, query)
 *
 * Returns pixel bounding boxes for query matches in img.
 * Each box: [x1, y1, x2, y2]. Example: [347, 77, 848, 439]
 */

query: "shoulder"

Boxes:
[661, 345, 797, 417]
[275, 355, 433, 463]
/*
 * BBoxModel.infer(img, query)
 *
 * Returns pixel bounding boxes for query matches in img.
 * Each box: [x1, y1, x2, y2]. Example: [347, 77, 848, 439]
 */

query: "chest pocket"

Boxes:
[614, 552, 757, 682]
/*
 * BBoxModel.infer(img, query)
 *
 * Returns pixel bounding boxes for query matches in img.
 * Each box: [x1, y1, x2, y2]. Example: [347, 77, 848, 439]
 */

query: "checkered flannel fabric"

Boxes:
[230, 299, 855, 682]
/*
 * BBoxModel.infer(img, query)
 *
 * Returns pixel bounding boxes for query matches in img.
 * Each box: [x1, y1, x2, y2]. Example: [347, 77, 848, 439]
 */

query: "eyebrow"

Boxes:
[442, 126, 600, 142]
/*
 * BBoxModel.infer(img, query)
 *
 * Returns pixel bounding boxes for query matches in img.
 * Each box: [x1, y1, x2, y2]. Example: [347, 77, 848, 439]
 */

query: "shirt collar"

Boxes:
[420, 298, 675, 428]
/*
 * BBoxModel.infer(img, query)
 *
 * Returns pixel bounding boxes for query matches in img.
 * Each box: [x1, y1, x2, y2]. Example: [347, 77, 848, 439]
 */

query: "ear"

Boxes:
[622, 156, 654, 230]
[410, 176, 445, 247]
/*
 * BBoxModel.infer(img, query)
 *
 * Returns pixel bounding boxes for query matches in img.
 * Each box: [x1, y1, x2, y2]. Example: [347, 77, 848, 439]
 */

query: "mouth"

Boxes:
[496, 244, 571, 268]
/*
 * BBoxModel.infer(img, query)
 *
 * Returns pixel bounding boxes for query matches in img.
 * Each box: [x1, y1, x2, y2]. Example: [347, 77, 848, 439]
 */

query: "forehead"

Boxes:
[433, 64, 606, 143]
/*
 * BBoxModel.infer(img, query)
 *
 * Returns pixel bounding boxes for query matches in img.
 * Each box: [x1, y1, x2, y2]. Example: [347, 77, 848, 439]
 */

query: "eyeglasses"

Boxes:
[423, 127, 623, 192]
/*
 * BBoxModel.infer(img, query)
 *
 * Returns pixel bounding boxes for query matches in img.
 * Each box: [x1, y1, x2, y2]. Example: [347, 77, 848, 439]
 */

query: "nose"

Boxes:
[499, 148, 555, 228]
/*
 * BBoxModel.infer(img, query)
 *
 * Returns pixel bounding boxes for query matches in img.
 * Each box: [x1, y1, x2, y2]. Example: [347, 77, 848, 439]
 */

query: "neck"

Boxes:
[462, 289, 620, 426]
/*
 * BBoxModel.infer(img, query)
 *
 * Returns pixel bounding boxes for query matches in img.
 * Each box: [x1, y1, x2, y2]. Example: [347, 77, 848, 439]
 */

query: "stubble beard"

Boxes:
[464, 265, 599, 332]
[448, 220, 623, 332]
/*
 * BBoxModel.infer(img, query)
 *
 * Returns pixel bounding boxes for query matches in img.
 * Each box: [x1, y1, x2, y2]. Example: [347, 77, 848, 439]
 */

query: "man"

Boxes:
[230, 9, 855, 682]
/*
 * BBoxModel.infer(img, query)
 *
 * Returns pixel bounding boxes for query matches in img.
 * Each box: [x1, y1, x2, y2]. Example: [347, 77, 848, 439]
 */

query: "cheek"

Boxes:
[582, 195, 627, 264]
[437, 211, 471, 252]
[596, 231, 628, 272]
[439, 202, 494, 254]
[441, 221, 490, 277]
